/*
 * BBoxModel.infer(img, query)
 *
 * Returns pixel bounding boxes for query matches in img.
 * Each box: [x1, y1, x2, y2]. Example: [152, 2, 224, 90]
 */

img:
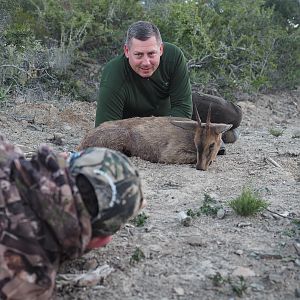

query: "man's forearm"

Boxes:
[95, 87, 124, 127]
[170, 96, 193, 119]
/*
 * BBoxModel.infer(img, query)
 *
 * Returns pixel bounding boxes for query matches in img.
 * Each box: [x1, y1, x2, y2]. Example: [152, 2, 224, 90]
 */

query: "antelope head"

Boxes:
[193, 103, 232, 170]
[171, 104, 232, 171]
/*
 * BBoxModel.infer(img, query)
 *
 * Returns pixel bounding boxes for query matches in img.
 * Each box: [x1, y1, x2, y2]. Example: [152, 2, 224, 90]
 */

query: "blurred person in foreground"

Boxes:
[0, 134, 145, 299]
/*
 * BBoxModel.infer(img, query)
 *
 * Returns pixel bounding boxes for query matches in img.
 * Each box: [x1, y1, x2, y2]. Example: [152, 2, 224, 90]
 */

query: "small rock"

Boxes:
[62, 124, 72, 131]
[232, 266, 256, 277]
[21, 120, 28, 126]
[237, 222, 252, 228]
[83, 258, 98, 270]
[53, 132, 64, 139]
[294, 242, 300, 255]
[49, 133, 64, 145]
[295, 288, 300, 298]
[268, 273, 282, 283]
[27, 124, 42, 131]
[217, 208, 225, 219]
[249, 252, 260, 259]
[292, 130, 300, 138]
[234, 249, 244, 256]
[186, 235, 204, 247]
[145, 225, 154, 232]
[0, 116, 8, 122]
[294, 259, 300, 267]
[174, 286, 185, 296]
[177, 211, 192, 227]
[250, 283, 264, 291]
[149, 244, 162, 253]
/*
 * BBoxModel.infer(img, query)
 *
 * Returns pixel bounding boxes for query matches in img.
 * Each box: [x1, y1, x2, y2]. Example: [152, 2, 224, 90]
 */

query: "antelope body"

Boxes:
[78, 109, 232, 170]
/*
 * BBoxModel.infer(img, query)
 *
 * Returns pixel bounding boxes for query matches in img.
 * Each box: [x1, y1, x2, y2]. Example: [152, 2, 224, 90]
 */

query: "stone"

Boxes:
[234, 249, 244, 256]
[174, 287, 185, 296]
[83, 258, 98, 270]
[294, 242, 300, 255]
[294, 259, 300, 267]
[177, 211, 192, 227]
[268, 274, 282, 283]
[232, 266, 256, 277]
[62, 124, 72, 131]
[237, 222, 252, 228]
[250, 283, 264, 292]
[186, 235, 205, 247]
[217, 208, 225, 219]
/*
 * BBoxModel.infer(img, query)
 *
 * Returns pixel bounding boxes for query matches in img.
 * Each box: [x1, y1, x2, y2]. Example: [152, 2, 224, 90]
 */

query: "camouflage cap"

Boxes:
[68, 148, 144, 237]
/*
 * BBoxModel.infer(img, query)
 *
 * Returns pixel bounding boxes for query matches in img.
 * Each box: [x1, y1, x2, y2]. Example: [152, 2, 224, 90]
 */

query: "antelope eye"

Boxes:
[209, 143, 215, 150]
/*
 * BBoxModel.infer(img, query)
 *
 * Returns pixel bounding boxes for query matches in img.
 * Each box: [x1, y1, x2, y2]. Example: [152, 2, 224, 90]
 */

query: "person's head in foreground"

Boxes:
[68, 147, 145, 249]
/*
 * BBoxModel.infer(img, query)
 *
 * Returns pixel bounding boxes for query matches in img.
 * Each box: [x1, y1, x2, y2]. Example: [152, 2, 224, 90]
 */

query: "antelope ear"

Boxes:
[213, 124, 233, 134]
[170, 120, 197, 131]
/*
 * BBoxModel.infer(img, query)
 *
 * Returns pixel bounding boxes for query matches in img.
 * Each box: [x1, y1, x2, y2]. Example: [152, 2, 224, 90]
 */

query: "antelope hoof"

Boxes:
[217, 141, 226, 155]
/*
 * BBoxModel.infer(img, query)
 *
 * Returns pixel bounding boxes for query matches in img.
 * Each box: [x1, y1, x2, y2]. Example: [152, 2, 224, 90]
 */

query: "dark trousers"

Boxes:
[192, 92, 242, 129]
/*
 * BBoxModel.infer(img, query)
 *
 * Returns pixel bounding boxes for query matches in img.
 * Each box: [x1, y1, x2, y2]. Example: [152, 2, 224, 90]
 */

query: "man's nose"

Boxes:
[141, 56, 151, 65]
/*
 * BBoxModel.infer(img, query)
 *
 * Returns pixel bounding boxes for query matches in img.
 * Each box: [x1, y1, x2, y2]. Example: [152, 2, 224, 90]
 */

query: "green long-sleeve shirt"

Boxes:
[95, 42, 192, 127]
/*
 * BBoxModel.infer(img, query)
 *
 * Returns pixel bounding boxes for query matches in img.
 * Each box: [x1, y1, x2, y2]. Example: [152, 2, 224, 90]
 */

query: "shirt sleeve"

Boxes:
[95, 85, 125, 127]
[168, 47, 192, 119]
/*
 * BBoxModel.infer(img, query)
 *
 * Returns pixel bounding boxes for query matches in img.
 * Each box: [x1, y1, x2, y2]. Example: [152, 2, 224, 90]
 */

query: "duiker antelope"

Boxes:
[78, 107, 232, 171]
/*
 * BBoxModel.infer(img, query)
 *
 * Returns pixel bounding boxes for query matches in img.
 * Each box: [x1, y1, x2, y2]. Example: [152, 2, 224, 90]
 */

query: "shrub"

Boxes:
[187, 193, 223, 217]
[130, 247, 145, 265]
[131, 212, 148, 227]
[228, 188, 269, 216]
[147, 0, 297, 97]
[1, 0, 298, 100]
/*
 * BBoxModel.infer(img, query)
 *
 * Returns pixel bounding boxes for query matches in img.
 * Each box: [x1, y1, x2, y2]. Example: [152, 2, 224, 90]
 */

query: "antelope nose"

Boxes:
[196, 164, 206, 171]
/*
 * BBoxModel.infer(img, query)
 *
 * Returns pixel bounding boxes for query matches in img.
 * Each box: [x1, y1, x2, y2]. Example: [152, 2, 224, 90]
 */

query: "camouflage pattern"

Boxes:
[0, 134, 92, 300]
[68, 147, 144, 237]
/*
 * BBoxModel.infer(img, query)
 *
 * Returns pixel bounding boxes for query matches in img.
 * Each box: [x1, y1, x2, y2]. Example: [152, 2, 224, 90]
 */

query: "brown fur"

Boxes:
[78, 113, 232, 171]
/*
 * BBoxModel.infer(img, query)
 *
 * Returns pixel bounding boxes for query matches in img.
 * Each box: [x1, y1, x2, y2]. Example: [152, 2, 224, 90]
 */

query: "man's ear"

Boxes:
[124, 44, 129, 58]
[160, 43, 164, 56]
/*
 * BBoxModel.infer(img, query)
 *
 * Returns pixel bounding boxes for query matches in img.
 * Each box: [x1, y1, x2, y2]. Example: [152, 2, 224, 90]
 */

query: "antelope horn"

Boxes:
[193, 102, 202, 126]
[205, 104, 212, 129]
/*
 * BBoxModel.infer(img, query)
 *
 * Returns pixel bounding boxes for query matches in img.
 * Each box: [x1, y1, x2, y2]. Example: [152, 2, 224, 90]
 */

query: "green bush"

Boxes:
[0, 0, 298, 100]
[228, 188, 269, 216]
[0, 0, 144, 98]
[1, 0, 144, 59]
[147, 0, 290, 96]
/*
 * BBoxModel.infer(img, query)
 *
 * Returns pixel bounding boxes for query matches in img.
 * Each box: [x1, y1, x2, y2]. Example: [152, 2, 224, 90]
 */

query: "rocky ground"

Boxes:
[0, 89, 299, 300]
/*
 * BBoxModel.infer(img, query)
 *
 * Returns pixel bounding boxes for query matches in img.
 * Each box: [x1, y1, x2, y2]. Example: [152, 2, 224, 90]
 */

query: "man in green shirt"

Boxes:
[95, 21, 242, 152]
[95, 21, 192, 126]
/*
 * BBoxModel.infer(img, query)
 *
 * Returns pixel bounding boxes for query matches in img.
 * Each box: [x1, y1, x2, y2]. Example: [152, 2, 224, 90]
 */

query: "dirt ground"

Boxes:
[0, 89, 299, 300]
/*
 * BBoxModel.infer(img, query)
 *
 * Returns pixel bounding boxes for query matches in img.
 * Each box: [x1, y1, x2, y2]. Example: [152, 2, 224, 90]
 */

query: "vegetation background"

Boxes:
[0, 0, 299, 103]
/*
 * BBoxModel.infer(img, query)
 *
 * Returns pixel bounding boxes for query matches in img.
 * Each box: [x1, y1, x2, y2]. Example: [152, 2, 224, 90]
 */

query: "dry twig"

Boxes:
[264, 156, 282, 168]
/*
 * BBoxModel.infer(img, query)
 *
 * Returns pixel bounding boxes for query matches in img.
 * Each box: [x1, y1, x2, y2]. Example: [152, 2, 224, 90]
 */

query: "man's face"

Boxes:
[124, 36, 163, 78]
